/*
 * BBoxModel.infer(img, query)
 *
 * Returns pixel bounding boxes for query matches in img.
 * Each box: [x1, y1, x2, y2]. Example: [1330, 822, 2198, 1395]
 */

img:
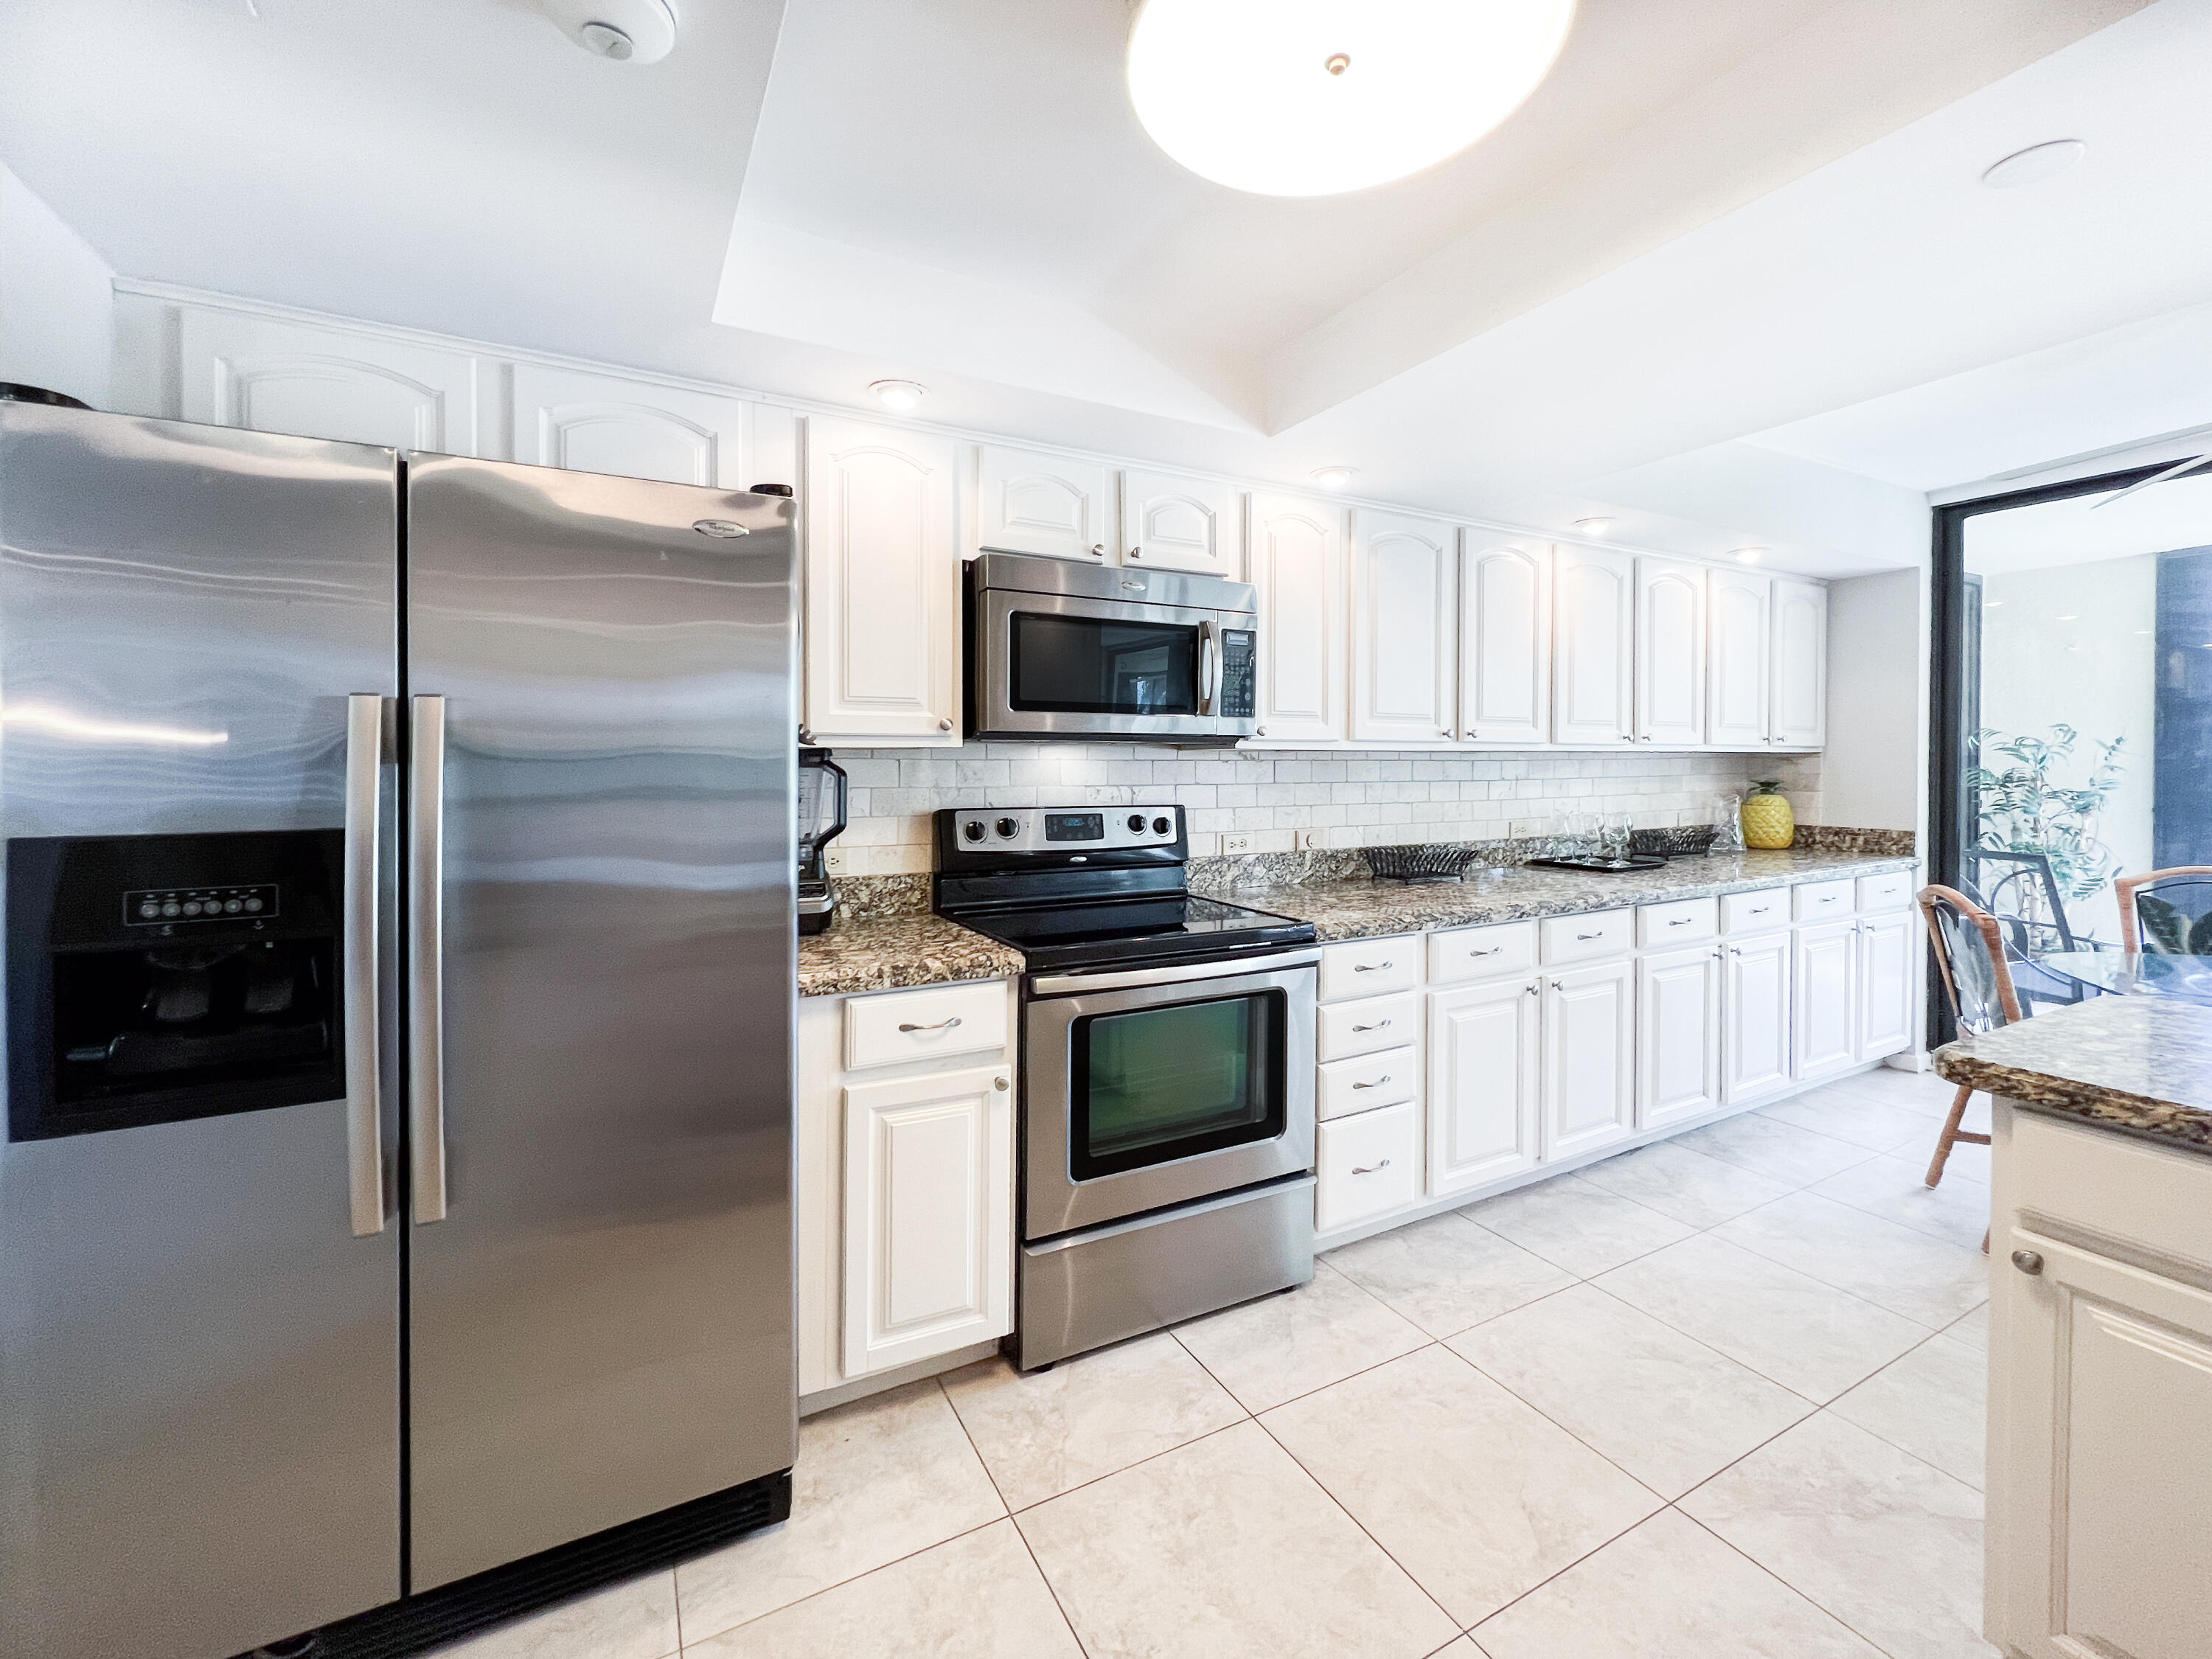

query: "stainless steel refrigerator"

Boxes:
[0, 405, 799, 1659]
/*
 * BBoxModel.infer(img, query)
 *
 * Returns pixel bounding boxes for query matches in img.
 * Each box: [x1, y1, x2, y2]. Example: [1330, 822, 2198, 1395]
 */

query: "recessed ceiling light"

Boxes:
[1310, 465, 1357, 490]
[1980, 139, 2085, 189]
[869, 380, 927, 413]
[1573, 516, 1614, 535]
[2056, 614, 2079, 621]
[1125, 0, 1578, 197]
[543, 0, 676, 63]
[1733, 547, 1765, 564]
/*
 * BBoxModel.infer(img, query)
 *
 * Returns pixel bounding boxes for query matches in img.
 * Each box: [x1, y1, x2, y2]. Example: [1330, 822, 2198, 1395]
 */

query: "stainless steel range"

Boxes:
[933, 804, 1318, 1369]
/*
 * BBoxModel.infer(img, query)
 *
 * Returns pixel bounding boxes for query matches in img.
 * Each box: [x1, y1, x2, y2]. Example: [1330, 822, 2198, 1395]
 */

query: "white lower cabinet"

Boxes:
[1316, 1101, 1420, 1232]
[1855, 910, 1914, 1062]
[1635, 945, 1722, 1131]
[1426, 975, 1542, 1196]
[841, 1062, 1013, 1379]
[1792, 919, 1859, 1081]
[1542, 959, 1635, 1159]
[1721, 929, 1793, 1104]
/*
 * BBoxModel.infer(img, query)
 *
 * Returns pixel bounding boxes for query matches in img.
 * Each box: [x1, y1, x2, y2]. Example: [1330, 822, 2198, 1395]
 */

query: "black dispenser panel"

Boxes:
[7, 831, 346, 1141]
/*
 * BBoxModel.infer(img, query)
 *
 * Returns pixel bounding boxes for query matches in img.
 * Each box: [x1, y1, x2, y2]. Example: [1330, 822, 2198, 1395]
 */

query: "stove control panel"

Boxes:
[948, 804, 1180, 854]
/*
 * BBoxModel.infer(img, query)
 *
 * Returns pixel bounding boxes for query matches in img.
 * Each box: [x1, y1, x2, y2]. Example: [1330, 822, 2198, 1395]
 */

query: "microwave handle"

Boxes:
[1199, 619, 1218, 715]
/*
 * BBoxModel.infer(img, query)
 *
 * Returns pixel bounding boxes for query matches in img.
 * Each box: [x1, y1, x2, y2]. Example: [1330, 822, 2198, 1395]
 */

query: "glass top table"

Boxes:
[2034, 950, 2212, 1004]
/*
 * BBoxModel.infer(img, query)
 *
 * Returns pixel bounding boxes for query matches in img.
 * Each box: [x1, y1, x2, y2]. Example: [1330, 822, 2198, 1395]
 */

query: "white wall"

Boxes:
[0, 161, 113, 408]
[1812, 567, 1927, 838]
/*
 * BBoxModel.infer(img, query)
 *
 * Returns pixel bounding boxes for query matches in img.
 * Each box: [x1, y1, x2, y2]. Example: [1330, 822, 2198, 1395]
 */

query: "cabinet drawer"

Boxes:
[1316, 1102, 1419, 1233]
[1318, 1045, 1417, 1122]
[1318, 992, 1419, 1062]
[1319, 936, 1420, 1003]
[1857, 869, 1916, 914]
[844, 980, 1008, 1071]
[1427, 919, 1537, 985]
[1540, 908, 1633, 965]
[1720, 888, 1790, 933]
[1793, 880, 1855, 922]
[1637, 897, 1717, 947]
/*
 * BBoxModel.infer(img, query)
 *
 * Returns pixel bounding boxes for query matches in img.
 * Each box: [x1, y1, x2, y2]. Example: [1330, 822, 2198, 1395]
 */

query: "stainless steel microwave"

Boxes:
[965, 552, 1257, 744]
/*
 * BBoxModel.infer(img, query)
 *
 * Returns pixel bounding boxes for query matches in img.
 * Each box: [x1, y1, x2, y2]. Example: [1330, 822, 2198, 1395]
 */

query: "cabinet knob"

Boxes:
[994, 1075, 1009, 1091]
[937, 717, 954, 731]
[1255, 726, 1267, 737]
[1129, 546, 1142, 559]
[1091, 543, 1105, 556]
[2011, 1248, 2044, 1276]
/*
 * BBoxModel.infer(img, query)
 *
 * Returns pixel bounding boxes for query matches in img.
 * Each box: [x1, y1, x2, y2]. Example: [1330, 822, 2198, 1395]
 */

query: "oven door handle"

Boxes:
[1029, 948, 1319, 997]
[1198, 618, 1218, 716]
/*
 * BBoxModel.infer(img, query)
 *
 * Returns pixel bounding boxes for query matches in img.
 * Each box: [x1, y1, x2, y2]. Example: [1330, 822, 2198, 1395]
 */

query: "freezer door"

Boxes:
[0, 408, 402, 1659]
[405, 456, 797, 1588]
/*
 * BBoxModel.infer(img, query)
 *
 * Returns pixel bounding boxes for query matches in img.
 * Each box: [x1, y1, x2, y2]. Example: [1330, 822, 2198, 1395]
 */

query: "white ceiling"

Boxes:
[2, 0, 2209, 577]
[1966, 470, 2212, 575]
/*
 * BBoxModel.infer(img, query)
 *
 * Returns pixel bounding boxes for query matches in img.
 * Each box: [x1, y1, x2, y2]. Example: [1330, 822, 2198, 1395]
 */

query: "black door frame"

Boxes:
[1927, 456, 2212, 1040]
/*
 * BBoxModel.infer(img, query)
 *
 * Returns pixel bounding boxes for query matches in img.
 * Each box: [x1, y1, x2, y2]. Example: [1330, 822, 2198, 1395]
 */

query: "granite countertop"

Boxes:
[1935, 995, 2212, 1157]
[798, 911, 1023, 998]
[1194, 849, 1919, 943]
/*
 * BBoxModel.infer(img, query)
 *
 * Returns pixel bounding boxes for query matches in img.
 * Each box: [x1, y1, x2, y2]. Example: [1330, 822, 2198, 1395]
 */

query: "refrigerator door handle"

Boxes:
[409, 694, 450, 1224]
[344, 694, 389, 1238]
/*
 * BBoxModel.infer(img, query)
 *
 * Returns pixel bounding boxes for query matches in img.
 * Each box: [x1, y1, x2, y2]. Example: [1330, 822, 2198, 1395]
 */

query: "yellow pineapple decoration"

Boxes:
[1740, 780, 1795, 849]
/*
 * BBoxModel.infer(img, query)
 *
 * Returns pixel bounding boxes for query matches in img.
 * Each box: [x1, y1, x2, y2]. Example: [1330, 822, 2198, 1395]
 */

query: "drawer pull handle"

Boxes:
[1668, 917, 1691, 927]
[898, 1017, 964, 1033]
[1354, 961, 1395, 972]
[1576, 931, 1604, 941]
[1352, 1077, 1391, 1089]
[1352, 1019, 1393, 1032]
[1748, 906, 1770, 914]
[1470, 945, 1500, 956]
[1352, 1158, 1393, 1175]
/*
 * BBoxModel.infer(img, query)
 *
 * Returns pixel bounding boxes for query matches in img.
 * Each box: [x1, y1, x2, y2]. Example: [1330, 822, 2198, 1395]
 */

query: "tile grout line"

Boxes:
[1668, 1503, 1914, 1659]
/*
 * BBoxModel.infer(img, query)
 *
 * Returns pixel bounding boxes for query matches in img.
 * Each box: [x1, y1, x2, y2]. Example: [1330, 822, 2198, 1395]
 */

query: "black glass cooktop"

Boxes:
[945, 893, 1315, 973]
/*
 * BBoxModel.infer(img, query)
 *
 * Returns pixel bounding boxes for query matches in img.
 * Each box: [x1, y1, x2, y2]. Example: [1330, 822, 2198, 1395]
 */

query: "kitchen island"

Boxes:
[1937, 995, 2212, 1659]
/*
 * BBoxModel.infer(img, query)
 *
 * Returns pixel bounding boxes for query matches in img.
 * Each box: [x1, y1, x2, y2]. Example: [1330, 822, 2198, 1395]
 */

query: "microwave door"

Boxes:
[981, 589, 1223, 740]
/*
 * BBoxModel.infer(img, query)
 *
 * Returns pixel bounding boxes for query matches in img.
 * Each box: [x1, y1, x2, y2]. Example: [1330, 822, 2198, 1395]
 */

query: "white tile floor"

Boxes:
[435, 1065, 1997, 1659]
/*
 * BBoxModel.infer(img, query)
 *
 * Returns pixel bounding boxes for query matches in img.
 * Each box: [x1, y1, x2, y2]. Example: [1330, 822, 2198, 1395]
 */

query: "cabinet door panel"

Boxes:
[181, 308, 481, 452]
[1856, 912, 1914, 1062]
[1460, 536, 1551, 744]
[804, 414, 961, 742]
[1543, 959, 1634, 1158]
[1638, 945, 1722, 1130]
[1791, 920, 1858, 1081]
[1722, 931, 1793, 1104]
[1705, 568, 1772, 747]
[1351, 509, 1456, 745]
[509, 364, 748, 487]
[1121, 468, 1239, 576]
[1248, 493, 1346, 744]
[1552, 545, 1634, 744]
[1427, 978, 1541, 1197]
[1770, 579, 1828, 748]
[1635, 557, 1706, 743]
[1998, 1231, 2212, 1659]
[842, 1063, 1012, 1377]
[975, 445, 1111, 562]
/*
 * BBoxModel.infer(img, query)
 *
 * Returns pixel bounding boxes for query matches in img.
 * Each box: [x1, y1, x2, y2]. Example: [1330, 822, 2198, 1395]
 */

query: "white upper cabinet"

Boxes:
[1350, 509, 1458, 745]
[974, 444, 1112, 563]
[1634, 557, 1707, 745]
[509, 363, 748, 487]
[1706, 568, 1773, 747]
[1770, 578, 1829, 748]
[179, 308, 483, 453]
[1247, 493, 1346, 745]
[804, 415, 961, 745]
[1551, 545, 1635, 745]
[1459, 535, 1551, 745]
[1120, 468, 1240, 576]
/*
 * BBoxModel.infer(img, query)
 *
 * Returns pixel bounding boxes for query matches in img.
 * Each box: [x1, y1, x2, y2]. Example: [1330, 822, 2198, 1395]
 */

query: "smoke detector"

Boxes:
[544, 0, 677, 63]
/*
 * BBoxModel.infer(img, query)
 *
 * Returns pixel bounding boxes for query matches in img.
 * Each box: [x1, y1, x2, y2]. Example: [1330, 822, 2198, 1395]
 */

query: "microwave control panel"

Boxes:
[1218, 628, 1256, 720]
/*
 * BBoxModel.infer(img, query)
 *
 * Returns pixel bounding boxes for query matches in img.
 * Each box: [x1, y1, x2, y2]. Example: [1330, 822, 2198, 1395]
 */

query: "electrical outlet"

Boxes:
[1508, 818, 1540, 839]
[824, 847, 849, 874]
[1223, 833, 1254, 855]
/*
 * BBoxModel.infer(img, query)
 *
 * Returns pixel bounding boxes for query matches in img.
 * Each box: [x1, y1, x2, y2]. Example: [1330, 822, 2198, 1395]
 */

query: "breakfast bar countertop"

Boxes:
[1194, 848, 1919, 944]
[1935, 993, 2212, 1158]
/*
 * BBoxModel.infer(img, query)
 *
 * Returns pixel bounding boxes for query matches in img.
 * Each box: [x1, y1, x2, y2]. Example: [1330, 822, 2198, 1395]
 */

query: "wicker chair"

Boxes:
[1918, 883, 2023, 1253]
[2115, 866, 2212, 955]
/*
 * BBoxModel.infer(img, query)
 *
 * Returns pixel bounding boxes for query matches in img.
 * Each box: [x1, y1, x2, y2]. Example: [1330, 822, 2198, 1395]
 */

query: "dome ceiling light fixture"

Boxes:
[869, 379, 927, 412]
[1572, 516, 1614, 535]
[543, 0, 677, 64]
[1310, 465, 1357, 490]
[1126, 0, 1578, 198]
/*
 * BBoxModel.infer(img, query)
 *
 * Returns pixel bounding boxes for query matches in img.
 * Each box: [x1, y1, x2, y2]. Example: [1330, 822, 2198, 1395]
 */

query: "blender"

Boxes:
[797, 746, 848, 935]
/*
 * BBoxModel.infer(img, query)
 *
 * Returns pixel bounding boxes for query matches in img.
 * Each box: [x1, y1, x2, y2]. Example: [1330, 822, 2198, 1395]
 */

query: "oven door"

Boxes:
[1024, 953, 1316, 1239]
[975, 588, 1252, 742]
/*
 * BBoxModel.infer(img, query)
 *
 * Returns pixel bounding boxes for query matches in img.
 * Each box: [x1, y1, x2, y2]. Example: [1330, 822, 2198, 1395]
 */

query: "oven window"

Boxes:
[1069, 990, 1284, 1180]
[1009, 612, 1200, 716]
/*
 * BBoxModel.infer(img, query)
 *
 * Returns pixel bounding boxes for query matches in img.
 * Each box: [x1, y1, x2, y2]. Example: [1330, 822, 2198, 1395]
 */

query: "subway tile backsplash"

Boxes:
[826, 742, 1823, 876]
